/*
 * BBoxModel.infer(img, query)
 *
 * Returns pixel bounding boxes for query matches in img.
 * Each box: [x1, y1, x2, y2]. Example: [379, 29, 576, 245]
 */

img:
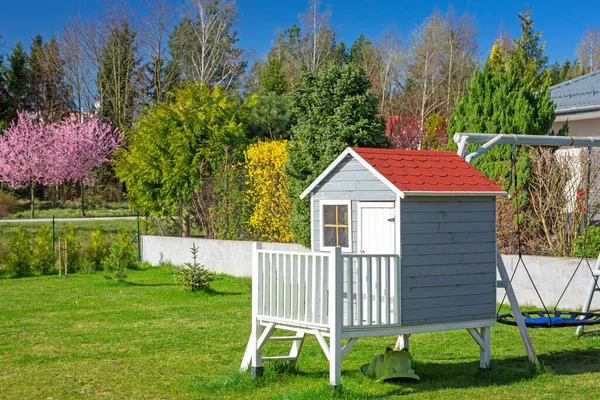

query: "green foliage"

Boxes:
[86, 229, 109, 271]
[103, 228, 136, 280]
[0, 191, 18, 218]
[6, 226, 31, 277]
[575, 226, 600, 258]
[248, 93, 294, 140]
[260, 55, 287, 94]
[207, 167, 249, 240]
[448, 60, 555, 192]
[423, 114, 447, 150]
[511, 8, 549, 91]
[64, 225, 82, 272]
[31, 225, 53, 275]
[174, 243, 214, 292]
[115, 83, 253, 233]
[286, 63, 391, 246]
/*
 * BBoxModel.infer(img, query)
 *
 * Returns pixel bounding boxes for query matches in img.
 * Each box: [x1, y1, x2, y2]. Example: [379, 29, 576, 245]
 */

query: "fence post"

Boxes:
[250, 242, 263, 377]
[51, 215, 55, 259]
[329, 246, 343, 387]
[137, 211, 141, 261]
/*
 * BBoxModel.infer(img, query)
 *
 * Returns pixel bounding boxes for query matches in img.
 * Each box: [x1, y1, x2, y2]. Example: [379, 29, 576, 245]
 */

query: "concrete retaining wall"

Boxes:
[141, 236, 308, 277]
[141, 236, 599, 309]
[498, 255, 600, 310]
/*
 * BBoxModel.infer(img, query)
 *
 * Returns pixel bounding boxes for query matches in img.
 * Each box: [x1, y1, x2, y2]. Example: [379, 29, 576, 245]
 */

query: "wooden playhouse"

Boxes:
[241, 147, 507, 386]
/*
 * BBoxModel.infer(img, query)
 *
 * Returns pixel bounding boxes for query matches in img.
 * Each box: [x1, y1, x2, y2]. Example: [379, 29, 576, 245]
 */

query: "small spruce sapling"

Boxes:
[64, 226, 82, 272]
[31, 225, 54, 275]
[174, 244, 214, 292]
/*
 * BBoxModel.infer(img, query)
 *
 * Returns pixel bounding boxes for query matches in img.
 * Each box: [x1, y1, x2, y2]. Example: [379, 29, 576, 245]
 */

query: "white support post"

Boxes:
[250, 242, 263, 377]
[576, 252, 600, 336]
[496, 250, 539, 367]
[456, 135, 469, 158]
[480, 327, 491, 368]
[394, 334, 410, 351]
[329, 247, 343, 387]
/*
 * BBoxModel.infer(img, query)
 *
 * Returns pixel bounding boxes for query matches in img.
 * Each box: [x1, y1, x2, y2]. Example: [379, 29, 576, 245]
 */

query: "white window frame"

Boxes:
[320, 199, 352, 252]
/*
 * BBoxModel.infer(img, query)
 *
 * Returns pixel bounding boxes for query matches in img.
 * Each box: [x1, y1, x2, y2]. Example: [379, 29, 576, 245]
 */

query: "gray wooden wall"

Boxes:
[311, 155, 395, 252]
[400, 197, 497, 326]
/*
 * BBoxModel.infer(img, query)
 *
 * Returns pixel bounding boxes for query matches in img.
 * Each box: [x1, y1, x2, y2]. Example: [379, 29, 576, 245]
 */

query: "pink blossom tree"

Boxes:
[0, 112, 122, 217]
[0, 112, 54, 217]
[51, 118, 122, 215]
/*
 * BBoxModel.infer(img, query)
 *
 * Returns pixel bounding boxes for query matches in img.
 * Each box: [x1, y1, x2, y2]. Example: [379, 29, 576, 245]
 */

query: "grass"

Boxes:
[2, 269, 600, 399]
[4, 200, 134, 219]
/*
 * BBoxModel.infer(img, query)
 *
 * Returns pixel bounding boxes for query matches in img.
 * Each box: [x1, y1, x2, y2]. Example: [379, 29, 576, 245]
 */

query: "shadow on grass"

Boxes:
[197, 348, 600, 399]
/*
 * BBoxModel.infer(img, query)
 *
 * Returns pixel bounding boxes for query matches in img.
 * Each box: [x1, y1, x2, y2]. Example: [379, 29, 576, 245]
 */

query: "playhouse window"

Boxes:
[322, 204, 349, 248]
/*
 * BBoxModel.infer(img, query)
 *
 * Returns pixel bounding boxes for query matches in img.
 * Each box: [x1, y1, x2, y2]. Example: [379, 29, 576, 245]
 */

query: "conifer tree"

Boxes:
[286, 63, 390, 246]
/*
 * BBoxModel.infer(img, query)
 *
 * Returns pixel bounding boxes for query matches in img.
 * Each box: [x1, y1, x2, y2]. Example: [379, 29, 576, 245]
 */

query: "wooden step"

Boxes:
[262, 356, 298, 362]
[268, 336, 304, 342]
[592, 270, 600, 277]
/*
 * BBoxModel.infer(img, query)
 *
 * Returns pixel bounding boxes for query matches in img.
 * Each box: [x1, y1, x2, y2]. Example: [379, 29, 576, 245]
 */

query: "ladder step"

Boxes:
[262, 356, 298, 362]
[496, 280, 506, 289]
[592, 271, 600, 277]
[268, 336, 304, 342]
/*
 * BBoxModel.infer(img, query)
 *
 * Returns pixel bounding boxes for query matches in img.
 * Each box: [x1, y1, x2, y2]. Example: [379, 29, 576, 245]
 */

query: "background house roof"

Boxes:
[353, 148, 505, 195]
[550, 70, 600, 115]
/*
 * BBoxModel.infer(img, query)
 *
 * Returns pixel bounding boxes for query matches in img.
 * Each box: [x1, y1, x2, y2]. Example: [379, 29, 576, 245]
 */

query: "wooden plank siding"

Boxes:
[400, 197, 497, 326]
[311, 155, 395, 252]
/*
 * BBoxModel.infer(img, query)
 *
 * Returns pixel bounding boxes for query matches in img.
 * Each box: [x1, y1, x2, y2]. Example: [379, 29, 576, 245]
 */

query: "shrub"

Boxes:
[0, 191, 18, 218]
[174, 244, 214, 292]
[103, 228, 137, 280]
[31, 225, 54, 275]
[63, 225, 82, 272]
[575, 226, 600, 258]
[86, 229, 109, 271]
[6, 226, 31, 277]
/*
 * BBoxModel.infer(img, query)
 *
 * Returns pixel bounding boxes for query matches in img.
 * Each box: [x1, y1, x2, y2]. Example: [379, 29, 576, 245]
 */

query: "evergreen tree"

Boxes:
[511, 8, 549, 91]
[448, 59, 555, 190]
[6, 41, 30, 119]
[259, 54, 286, 95]
[0, 35, 10, 129]
[286, 63, 391, 246]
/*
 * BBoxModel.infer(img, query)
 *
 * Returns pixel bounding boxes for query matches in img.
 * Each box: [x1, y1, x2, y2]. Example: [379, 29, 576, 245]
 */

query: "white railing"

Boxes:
[252, 244, 400, 330]
[341, 254, 400, 328]
[255, 248, 330, 326]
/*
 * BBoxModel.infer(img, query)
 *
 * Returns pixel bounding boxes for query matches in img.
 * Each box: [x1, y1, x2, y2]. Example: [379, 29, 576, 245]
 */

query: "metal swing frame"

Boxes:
[454, 133, 600, 366]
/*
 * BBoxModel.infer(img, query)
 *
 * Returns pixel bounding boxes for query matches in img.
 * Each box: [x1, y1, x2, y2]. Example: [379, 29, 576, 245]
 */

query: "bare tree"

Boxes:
[139, 0, 179, 103]
[375, 27, 404, 116]
[299, 0, 335, 73]
[170, 0, 245, 89]
[577, 28, 600, 74]
[61, 16, 97, 116]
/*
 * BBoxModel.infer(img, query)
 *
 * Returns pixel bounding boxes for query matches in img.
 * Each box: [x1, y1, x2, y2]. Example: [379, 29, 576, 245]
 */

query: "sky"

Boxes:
[1, 0, 598, 65]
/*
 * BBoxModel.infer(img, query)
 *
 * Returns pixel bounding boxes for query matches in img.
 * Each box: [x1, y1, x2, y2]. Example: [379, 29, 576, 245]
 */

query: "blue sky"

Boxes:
[1, 0, 598, 65]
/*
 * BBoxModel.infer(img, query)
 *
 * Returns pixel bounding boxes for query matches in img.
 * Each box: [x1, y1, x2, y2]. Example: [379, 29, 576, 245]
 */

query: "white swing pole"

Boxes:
[457, 134, 539, 367]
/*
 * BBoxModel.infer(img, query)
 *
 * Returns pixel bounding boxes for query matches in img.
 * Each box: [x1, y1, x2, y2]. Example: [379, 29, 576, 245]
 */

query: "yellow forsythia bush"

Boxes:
[244, 140, 294, 243]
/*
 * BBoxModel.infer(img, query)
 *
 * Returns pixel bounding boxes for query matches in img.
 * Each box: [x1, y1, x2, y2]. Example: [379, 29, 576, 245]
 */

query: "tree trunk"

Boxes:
[30, 182, 35, 218]
[182, 214, 190, 237]
[80, 180, 86, 217]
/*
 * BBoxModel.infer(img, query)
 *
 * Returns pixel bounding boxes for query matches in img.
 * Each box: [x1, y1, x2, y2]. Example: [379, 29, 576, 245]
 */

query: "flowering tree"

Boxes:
[0, 113, 53, 217]
[0, 112, 121, 217]
[386, 114, 447, 150]
[52, 118, 122, 215]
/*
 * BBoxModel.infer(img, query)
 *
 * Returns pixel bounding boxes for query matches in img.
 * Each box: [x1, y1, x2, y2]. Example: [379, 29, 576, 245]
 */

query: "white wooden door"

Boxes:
[357, 202, 397, 324]
[358, 202, 396, 254]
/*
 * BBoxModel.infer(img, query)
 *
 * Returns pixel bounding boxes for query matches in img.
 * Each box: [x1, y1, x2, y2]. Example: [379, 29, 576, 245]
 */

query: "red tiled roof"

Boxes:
[353, 148, 505, 194]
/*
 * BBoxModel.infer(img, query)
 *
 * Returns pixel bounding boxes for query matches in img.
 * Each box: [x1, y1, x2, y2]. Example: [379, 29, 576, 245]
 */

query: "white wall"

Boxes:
[141, 236, 308, 277]
[142, 236, 599, 309]
[498, 255, 600, 310]
[552, 117, 600, 137]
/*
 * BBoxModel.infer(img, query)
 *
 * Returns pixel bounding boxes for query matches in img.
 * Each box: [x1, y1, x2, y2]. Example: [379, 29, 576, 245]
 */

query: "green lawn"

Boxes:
[5, 200, 134, 219]
[1, 269, 600, 399]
